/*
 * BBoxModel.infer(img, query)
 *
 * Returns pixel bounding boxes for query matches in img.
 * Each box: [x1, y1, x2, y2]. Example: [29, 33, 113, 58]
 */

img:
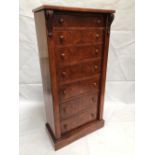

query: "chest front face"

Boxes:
[48, 12, 106, 134]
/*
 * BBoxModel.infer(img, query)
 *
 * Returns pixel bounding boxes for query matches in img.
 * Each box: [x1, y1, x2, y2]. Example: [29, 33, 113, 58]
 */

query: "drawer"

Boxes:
[60, 92, 99, 120]
[53, 14, 105, 27]
[56, 44, 103, 66]
[53, 29, 104, 45]
[61, 107, 98, 134]
[59, 76, 100, 102]
[57, 59, 102, 84]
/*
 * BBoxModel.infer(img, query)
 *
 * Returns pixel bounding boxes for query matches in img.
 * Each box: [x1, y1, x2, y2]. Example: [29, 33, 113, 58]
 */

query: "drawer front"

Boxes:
[53, 14, 105, 27]
[56, 44, 103, 66]
[60, 92, 99, 120]
[57, 59, 102, 84]
[61, 107, 98, 134]
[59, 76, 100, 102]
[54, 29, 104, 45]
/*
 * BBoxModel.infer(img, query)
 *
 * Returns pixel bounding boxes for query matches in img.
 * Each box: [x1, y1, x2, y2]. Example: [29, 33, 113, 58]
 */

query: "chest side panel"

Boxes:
[34, 11, 56, 136]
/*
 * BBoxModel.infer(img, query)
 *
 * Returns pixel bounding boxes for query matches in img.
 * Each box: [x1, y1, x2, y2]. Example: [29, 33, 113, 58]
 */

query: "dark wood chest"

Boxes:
[33, 5, 115, 150]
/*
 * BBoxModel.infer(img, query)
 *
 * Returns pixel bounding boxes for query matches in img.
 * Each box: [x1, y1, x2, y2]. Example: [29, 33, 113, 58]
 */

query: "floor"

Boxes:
[19, 98, 134, 155]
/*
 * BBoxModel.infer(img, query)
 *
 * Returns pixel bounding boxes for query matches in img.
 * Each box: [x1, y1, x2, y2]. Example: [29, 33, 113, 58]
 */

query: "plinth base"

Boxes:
[45, 119, 104, 150]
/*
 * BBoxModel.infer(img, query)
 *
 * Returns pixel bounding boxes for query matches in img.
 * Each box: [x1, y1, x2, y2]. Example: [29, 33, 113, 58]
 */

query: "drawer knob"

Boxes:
[93, 82, 97, 86]
[62, 89, 66, 95]
[97, 19, 101, 24]
[63, 107, 66, 113]
[59, 18, 64, 23]
[96, 34, 99, 38]
[64, 124, 67, 129]
[61, 72, 66, 77]
[91, 113, 95, 118]
[92, 97, 95, 102]
[60, 35, 64, 41]
[94, 65, 98, 70]
[95, 49, 99, 54]
[61, 53, 65, 58]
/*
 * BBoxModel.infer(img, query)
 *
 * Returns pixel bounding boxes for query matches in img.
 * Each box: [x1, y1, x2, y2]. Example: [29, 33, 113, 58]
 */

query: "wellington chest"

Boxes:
[33, 5, 115, 150]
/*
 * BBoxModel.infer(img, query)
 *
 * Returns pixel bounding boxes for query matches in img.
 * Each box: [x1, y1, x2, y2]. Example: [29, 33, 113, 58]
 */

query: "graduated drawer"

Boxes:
[60, 92, 99, 120]
[53, 29, 104, 46]
[57, 59, 102, 84]
[56, 44, 103, 66]
[59, 76, 100, 102]
[61, 107, 98, 134]
[53, 13, 105, 27]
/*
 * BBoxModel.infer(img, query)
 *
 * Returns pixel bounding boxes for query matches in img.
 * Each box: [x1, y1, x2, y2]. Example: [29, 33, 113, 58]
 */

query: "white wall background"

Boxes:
[19, 1, 135, 155]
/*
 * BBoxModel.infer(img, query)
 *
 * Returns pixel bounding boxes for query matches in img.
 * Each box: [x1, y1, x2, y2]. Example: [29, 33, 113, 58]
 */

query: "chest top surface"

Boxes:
[33, 5, 115, 14]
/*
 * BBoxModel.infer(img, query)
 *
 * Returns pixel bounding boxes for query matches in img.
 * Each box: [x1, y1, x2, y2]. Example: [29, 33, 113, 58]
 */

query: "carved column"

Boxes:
[45, 10, 54, 37]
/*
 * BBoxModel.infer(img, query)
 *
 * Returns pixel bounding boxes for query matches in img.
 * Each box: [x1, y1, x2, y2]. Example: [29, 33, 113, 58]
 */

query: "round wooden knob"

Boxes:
[97, 19, 101, 24]
[61, 72, 66, 77]
[91, 113, 95, 118]
[59, 18, 64, 23]
[64, 124, 67, 129]
[63, 107, 66, 113]
[61, 53, 65, 59]
[93, 82, 97, 86]
[92, 97, 95, 102]
[95, 49, 99, 54]
[94, 65, 98, 70]
[96, 34, 99, 38]
[60, 35, 64, 40]
[62, 89, 66, 95]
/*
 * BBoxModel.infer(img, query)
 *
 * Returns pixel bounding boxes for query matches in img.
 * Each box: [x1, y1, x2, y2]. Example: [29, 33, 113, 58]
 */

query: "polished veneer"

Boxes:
[33, 5, 115, 150]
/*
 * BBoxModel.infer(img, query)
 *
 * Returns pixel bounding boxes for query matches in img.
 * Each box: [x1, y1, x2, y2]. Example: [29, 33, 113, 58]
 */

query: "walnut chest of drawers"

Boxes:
[33, 5, 115, 150]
